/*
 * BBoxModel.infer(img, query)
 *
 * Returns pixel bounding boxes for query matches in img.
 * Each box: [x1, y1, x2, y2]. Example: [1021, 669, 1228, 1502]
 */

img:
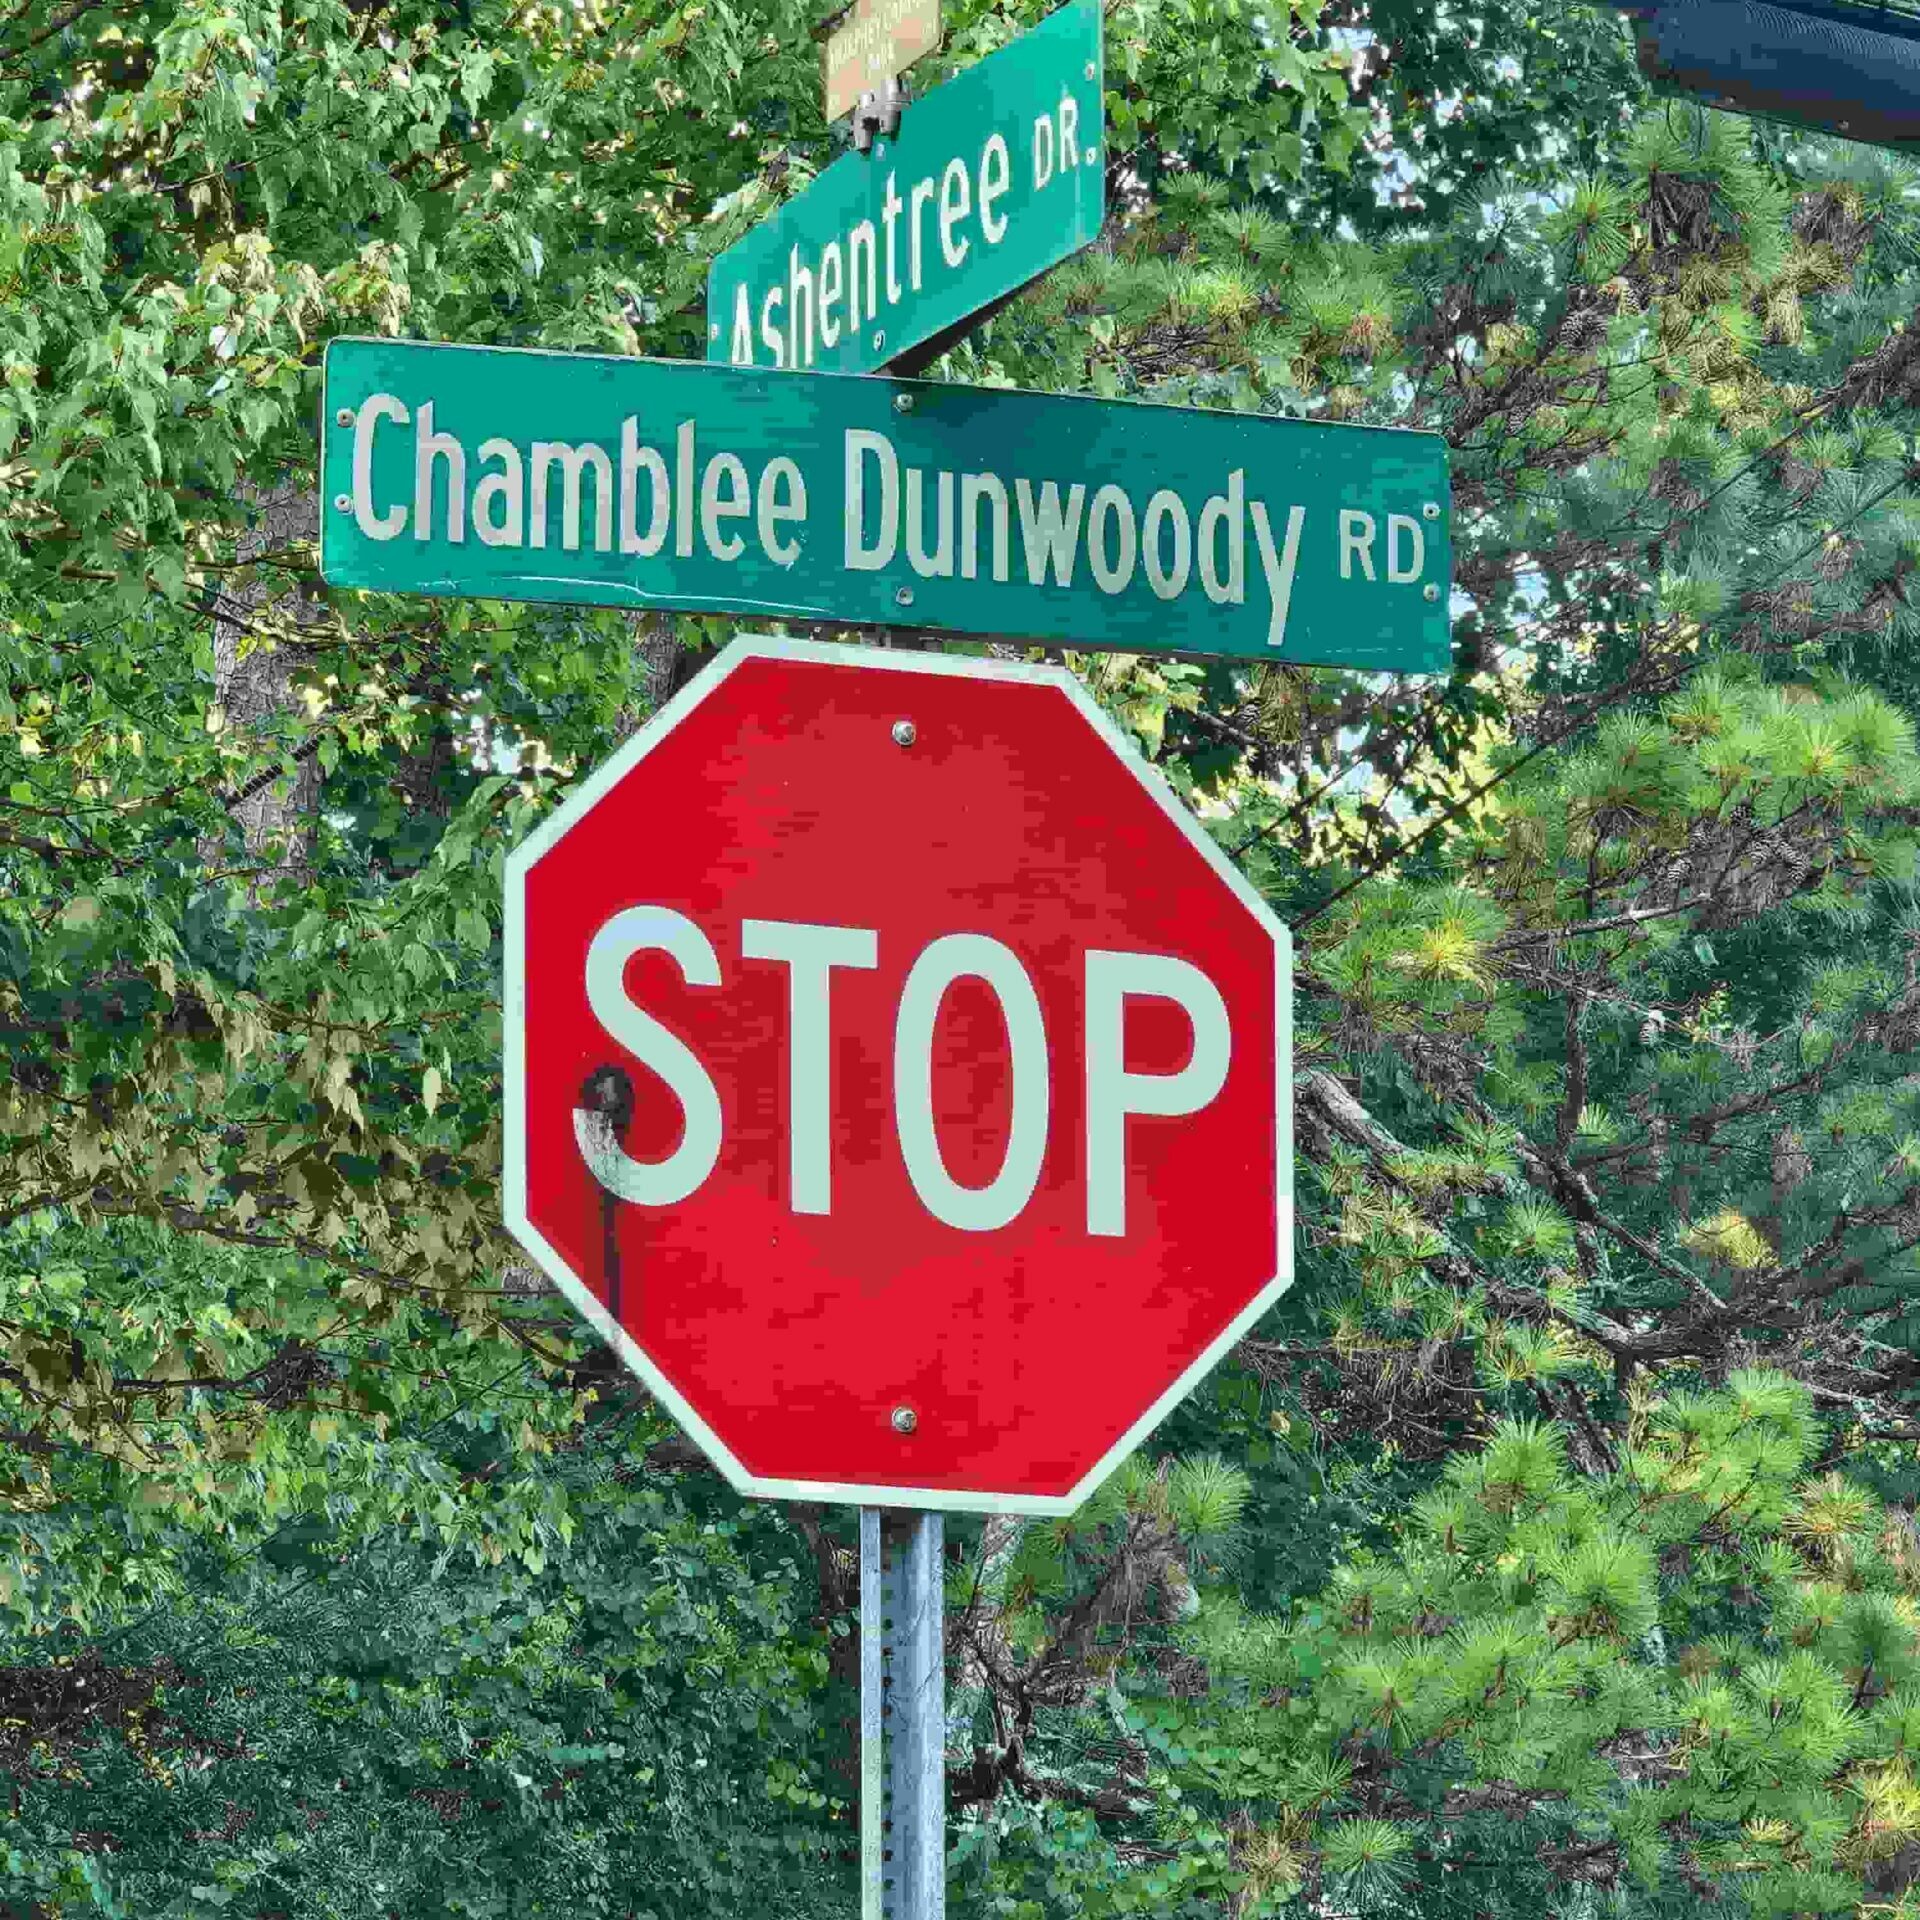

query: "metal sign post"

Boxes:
[861, 1509, 945, 1919]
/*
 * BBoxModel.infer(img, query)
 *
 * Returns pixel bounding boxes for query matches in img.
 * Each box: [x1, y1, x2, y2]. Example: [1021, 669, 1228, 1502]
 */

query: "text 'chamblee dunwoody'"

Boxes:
[344, 394, 1434, 650]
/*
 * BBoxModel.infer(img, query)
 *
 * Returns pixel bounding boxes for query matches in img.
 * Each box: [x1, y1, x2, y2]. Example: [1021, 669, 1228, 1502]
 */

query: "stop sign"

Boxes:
[504, 638, 1290, 1513]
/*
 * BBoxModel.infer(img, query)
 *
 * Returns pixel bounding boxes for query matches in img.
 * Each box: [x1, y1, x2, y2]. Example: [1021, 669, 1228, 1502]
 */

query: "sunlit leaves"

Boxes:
[1681, 1206, 1773, 1271]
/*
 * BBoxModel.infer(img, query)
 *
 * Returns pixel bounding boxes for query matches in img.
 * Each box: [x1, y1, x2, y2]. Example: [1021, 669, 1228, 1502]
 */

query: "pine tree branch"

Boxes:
[1291, 1069, 1646, 1359]
[1497, 894, 1713, 950]
[1555, 988, 1591, 1152]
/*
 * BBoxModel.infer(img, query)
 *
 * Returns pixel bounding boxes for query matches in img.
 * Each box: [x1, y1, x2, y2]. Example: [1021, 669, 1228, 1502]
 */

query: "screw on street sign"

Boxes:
[821, 0, 941, 125]
[709, 0, 1102, 375]
[503, 637, 1292, 1512]
[319, 336, 1452, 673]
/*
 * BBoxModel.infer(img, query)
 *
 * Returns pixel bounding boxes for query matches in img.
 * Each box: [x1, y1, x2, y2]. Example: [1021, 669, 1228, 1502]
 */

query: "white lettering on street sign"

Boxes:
[350, 399, 1351, 656]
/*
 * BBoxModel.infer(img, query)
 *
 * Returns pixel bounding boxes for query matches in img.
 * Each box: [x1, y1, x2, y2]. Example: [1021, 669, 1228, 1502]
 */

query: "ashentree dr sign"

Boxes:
[713, 0, 1102, 375]
[320, 338, 1451, 673]
[503, 639, 1291, 1511]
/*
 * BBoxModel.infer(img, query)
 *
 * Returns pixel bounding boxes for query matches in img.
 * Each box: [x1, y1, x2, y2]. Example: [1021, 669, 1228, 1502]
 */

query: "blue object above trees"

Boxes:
[1598, 0, 1920, 148]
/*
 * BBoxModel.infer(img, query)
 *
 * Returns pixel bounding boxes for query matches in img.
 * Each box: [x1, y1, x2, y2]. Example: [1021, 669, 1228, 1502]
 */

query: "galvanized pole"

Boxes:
[860, 1510, 884, 1920]
[860, 1508, 945, 1919]
[887, 1510, 945, 1918]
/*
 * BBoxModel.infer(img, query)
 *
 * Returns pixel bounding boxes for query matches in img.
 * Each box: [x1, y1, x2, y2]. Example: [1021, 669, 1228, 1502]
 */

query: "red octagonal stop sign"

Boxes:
[504, 638, 1290, 1513]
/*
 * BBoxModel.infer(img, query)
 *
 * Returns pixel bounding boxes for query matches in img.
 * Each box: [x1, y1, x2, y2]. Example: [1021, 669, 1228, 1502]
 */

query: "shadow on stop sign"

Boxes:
[503, 637, 1291, 1514]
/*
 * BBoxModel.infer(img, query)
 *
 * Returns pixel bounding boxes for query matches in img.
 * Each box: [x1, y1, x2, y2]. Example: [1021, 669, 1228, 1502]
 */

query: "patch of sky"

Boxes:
[1377, 148, 1418, 206]
[705, 181, 758, 222]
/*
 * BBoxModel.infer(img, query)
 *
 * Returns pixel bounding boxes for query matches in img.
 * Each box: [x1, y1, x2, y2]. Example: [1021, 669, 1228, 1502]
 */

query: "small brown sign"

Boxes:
[822, 0, 941, 124]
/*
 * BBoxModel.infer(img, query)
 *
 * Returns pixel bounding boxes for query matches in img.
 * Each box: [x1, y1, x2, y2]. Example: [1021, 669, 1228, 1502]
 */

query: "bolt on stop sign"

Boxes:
[503, 638, 1291, 1513]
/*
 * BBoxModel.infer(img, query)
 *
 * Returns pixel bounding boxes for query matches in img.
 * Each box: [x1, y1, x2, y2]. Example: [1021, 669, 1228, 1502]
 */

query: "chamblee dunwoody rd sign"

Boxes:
[319, 337, 1452, 673]
[501, 639, 1291, 1510]
[710, 0, 1102, 375]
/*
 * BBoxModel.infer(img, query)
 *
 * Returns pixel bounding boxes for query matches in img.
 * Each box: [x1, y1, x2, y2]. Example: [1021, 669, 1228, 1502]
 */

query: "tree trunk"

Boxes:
[209, 478, 325, 881]
[616, 611, 694, 740]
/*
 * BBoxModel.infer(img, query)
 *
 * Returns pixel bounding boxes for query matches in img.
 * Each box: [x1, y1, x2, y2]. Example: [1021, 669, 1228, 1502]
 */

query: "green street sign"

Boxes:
[707, 0, 1103, 376]
[318, 336, 1452, 674]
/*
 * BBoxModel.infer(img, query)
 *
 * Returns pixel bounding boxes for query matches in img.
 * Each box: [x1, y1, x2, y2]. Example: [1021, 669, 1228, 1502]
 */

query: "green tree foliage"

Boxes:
[5, 1409, 846, 1917]
[13, 0, 1920, 1913]
[1085, 1372, 1920, 1917]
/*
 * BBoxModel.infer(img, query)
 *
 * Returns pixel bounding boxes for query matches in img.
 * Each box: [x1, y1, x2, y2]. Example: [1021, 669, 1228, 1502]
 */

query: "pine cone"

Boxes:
[1558, 306, 1610, 354]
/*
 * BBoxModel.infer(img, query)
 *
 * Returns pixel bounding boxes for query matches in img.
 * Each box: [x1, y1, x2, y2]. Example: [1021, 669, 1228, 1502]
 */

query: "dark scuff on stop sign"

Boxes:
[503, 637, 1291, 1515]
